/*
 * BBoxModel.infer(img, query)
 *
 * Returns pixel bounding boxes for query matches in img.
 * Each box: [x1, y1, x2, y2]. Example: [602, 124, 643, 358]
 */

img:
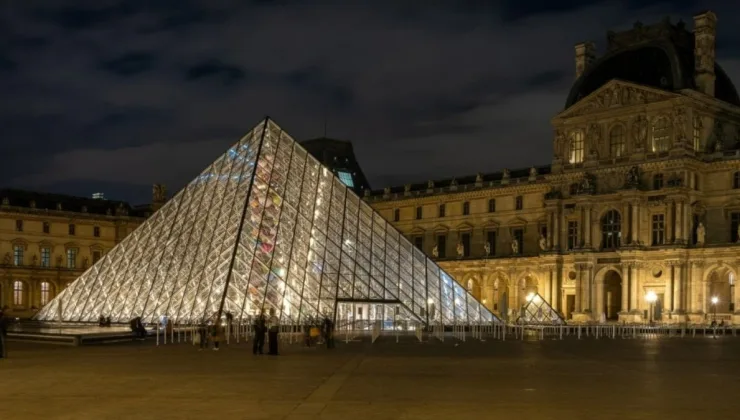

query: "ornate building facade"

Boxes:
[0, 186, 166, 318]
[366, 12, 740, 324]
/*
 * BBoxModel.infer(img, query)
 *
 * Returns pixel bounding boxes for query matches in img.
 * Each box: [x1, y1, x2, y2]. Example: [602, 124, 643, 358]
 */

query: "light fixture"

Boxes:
[711, 296, 719, 305]
[526, 293, 535, 302]
[645, 291, 657, 303]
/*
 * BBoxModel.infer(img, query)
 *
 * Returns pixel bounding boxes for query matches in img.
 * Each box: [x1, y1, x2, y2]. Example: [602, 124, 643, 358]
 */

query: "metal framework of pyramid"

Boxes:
[519, 293, 564, 325]
[35, 118, 499, 326]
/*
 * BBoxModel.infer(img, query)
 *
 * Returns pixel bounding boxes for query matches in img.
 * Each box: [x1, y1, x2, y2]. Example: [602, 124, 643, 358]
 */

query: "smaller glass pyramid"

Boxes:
[519, 293, 564, 325]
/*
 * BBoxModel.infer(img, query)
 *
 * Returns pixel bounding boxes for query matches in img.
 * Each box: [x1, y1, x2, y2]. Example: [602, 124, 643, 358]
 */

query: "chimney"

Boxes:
[693, 11, 717, 96]
[574, 42, 596, 79]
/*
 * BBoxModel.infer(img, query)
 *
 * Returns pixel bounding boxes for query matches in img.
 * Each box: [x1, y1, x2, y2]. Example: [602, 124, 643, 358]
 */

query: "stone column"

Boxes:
[674, 200, 683, 243]
[673, 264, 684, 313]
[575, 268, 583, 312]
[666, 201, 674, 244]
[631, 202, 639, 244]
[553, 207, 560, 250]
[665, 265, 674, 313]
[684, 202, 692, 244]
[588, 265, 595, 315]
[622, 202, 630, 245]
[630, 264, 639, 311]
[584, 206, 592, 248]
[621, 265, 629, 312]
[546, 211, 553, 249]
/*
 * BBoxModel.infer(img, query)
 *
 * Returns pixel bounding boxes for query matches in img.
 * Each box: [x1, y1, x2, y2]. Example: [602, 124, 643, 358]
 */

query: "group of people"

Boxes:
[303, 316, 335, 349]
[98, 315, 112, 327]
[251, 308, 280, 355]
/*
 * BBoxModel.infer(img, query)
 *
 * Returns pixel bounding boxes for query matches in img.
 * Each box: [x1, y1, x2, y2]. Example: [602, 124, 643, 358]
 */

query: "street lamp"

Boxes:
[645, 291, 657, 324]
[711, 296, 719, 321]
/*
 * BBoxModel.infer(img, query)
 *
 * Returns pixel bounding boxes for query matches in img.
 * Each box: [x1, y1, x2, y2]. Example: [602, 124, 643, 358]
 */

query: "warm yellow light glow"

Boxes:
[645, 291, 657, 303]
[526, 293, 535, 302]
[711, 296, 719, 305]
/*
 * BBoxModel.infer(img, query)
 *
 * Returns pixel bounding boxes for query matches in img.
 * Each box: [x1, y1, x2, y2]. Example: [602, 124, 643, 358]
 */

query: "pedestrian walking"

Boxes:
[253, 313, 266, 355]
[267, 308, 279, 355]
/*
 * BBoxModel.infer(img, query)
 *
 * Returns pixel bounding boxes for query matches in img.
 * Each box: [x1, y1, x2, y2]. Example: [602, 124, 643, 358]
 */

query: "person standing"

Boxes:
[211, 321, 224, 351]
[198, 322, 209, 351]
[253, 313, 266, 355]
[0, 309, 7, 359]
[267, 308, 279, 355]
[323, 316, 335, 349]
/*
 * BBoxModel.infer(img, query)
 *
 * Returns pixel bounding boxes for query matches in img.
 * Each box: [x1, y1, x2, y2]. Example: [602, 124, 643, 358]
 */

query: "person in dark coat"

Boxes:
[253, 313, 266, 355]
[267, 308, 279, 355]
[323, 316, 335, 349]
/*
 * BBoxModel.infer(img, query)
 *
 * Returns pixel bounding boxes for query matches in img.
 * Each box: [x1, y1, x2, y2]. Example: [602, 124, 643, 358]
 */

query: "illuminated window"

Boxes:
[67, 248, 78, 269]
[567, 221, 578, 250]
[652, 117, 670, 152]
[13, 280, 23, 306]
[651, 214, 665, 246]
[13, 245, 24, 266]
[609, 125, 626, 157]
[693, 115, 702, 152]
[337, 171, 354, 188]
[41, 282, 51, 306]
[569, 131, 584, 163]
[41, 247, 51, 267]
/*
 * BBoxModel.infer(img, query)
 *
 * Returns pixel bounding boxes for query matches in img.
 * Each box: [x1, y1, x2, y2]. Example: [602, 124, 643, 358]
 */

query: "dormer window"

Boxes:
[569, 131, 584, 164]
[651, 117, 670, 153]
[609, 125, 626, 158]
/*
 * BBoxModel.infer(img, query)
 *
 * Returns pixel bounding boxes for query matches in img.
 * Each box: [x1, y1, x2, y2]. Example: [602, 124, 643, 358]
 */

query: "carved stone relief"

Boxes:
[631, 115, 648, 150]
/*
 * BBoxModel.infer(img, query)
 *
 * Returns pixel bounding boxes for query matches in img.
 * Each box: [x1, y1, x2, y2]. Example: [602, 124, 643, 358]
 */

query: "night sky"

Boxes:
[2, 0, 739, 205]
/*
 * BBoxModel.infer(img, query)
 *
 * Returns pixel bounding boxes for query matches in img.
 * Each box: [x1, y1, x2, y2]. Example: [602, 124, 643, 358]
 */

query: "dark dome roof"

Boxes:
[565, 41, 740, 109]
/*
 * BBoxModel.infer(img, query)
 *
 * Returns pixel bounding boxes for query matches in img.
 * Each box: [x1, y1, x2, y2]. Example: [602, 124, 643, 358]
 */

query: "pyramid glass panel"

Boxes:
[519, 293, 564, 325]
[35, 118, 500, 326]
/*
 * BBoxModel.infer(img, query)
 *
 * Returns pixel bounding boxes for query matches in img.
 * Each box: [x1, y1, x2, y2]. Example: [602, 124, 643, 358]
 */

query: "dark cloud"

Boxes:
[2, 0, 740, 204]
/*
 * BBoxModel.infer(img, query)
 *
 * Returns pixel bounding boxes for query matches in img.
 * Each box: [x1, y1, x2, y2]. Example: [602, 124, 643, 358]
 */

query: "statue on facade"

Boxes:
[672, 107, 688, 142]
[511, 238, 519, 255]
[427, 180, 435, 190]
[3, 253, 10, 265]
[484, 242, 491, 257]
[432, 244, 439, 258]
[383, 187, 391, 197]
[32, 254, 38, 266]
[456, 242, 464, 258]
[501, 169, 511, 184]
[82, 257, 89, 269]
[529, 167, 538, 182]
[696, 222, 706, 245]
[56, 255, 63, 267]
[539, 234, 547, 251]
[625, 166, 640, 188]
[631, 115, 648, 149]
[588, 123, 602, 150]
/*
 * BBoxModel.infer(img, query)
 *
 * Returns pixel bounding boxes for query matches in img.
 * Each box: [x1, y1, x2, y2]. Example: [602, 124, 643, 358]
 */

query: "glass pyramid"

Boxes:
[519, 293, 564, 325]
[35, 118, 499, 326]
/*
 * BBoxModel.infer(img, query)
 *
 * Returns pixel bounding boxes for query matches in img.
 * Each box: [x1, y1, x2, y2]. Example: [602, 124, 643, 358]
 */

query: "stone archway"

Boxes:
[603, 271, 622, 320]
[518, 274, 539, 307]
[490, 272, 510, 319]
[704, 266, 736, 316]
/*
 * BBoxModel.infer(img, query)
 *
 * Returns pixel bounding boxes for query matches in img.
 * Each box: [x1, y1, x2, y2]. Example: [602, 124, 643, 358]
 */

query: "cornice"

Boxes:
[0, 206, 146, 223]
[366, 182, 550, 206]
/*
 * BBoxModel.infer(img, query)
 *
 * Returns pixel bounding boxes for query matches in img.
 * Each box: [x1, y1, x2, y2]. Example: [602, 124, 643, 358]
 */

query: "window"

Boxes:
[67, 248, 78, 269]
[413, 236, 423, 251]
[488, 199, 496, 213]
[486, 231, 497, 256]
[40, 282, 51, 306]
[567, 221, 579, 250]
[731, 212, 740, 243]
[569, 131, 584, 163]
[93, 226, 101, 237]
[13, 280, 23, 306]
[601, 210, 622, 249]
[693, 115, 702, 152]
[461, 233, 471, 257]
[609, 125, 626, 157]
[439, 204, 446, 218]
[393, 209, 400, 222]
[515, 196, 523, 210]
[462, 201, 470, 215]
[69, 224, 76, 235]
[415, 206, 422, 220]
[41, 247, 51, 268]
[15, 220, 23, 232]
[92, 250, 102, 263]
[13, 245, 24, 266]
[337, 171, 354, 188]
[733, 172, 740, 189]
[653, 174, 664, 190]
[43, 221, 50, 234]
[513, 229, 524, 254]
[651, 214, 665, 246]
[436, 235, 447, 258]
[652, 117, 670, 152]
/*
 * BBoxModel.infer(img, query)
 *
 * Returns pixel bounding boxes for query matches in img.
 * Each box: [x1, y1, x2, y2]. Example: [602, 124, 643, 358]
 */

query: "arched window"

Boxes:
[601, 210, 622, 249]
[609, 125, 626, 157]
[41, 281, 51, 306]
[569, 131, 584, 164]
[13, 280, 23, 306]
[651, 117, 670, 153]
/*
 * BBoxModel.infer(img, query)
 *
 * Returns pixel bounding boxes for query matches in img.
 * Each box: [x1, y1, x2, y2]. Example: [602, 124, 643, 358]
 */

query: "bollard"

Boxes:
[156, 322, 160, 346]
[559, 325, 563, 340]
[577, 325, 581, 340]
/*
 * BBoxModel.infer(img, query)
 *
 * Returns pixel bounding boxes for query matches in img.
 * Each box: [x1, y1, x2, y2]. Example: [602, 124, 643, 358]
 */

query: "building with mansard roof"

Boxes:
[365, 11, 740, 324]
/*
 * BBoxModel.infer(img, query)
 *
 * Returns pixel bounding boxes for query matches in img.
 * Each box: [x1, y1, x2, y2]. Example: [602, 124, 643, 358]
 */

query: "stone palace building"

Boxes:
[366, 12, 740, 324]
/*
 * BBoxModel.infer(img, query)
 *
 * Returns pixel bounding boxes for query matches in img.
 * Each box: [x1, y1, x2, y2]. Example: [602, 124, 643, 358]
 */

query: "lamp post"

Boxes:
[645, 291, 657, 324]
[711, 296, 718, 322]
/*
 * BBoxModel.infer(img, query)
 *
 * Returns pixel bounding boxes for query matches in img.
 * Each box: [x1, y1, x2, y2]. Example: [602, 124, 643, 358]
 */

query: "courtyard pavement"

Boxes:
[1, 334, 739, 419]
